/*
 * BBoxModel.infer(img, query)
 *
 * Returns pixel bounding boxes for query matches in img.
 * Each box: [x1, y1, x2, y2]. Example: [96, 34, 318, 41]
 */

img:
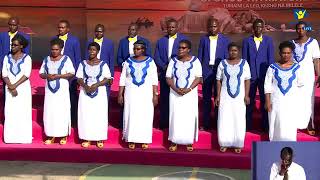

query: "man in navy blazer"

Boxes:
[154, 18, 188, 129]
[0, 17, 30, 70]
[117, 23, 151, 67]
[86, 24, 114, 95]
[198, 17, 230, 130]
[55, 20, 82, 126]
[242, 19, 274, 131]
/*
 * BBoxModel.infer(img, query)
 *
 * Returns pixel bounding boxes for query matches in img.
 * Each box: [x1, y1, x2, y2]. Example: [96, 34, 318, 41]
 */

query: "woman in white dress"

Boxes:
[265, 41, 303, 141]
[39, 38, 75, 145]
[292, 21, 320, 135]
[118, 40, 158, 150]
[215, 43, 251, 154]
[77, 42, 112, 148]
[2, 34, 32, 144]
[166, 40, 202, 152]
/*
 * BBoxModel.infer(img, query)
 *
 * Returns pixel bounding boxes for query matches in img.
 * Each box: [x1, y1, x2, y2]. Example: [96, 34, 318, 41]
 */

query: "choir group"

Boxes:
[0, 16, 319, 153]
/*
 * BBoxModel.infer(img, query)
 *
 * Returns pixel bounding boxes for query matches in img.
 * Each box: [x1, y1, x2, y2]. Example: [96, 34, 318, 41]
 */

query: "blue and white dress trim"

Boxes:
[44, 55, 68, 93]
[172, 56, 197, 89]
[222, 59, 246, 98]
[8, 54, 27, 76]
[81, 61, 105, 98]
[127, 56, 152, 87]
[292, 38, 313, 63]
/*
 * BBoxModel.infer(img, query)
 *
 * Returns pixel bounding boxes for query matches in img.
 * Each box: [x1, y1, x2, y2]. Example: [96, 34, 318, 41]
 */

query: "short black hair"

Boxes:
[279, 41, 295, 52]
[253, 18, 264, 27]
[12, 34, 28, 49]
[133, 40, 146, 49]
[207, 17, 219, 27]
[59, 19, 70, 28]
[95, 24, 105, 31]
[88, 42, 100, 51]
[166, 18, 178, 26]
[228, 42, 240, 51]
[50, 38, 64, 49]
[280, 147, 293, 158]
[179, 39, 192, 50]
[295, 21, 307, 30]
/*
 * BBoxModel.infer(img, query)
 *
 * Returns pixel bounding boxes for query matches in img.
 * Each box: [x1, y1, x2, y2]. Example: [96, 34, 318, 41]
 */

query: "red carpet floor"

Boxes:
[0, 65, 319, 169]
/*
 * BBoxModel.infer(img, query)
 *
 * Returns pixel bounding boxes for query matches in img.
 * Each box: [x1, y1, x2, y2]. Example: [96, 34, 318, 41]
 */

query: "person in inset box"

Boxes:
[118, 40, 158, 150]
[166, 40, 202, 152]
[215, 42, 251, 154]
[40, 38, 75, 145]
[2, 34, 32, 144]
[270, 147, 306, 180]
[77, 42, 112, 148]
[264, 41, 303, 141]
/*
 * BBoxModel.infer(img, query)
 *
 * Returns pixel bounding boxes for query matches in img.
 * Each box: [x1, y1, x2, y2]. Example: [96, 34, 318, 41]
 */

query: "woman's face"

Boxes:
[296, 24, 307, 37]
[280, 47, 293, 63]
[228, 46, 240, 59]
[11, 40, 23, 54]
[88, 45, 98, 59]
[133, 44, 145, 56]
[50, 44, 62, 58]
[178, 42, 190, 57]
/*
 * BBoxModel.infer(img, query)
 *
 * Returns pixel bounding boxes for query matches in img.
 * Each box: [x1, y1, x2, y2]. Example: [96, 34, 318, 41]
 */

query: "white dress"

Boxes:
[166, 56, 202, 145]
[39, 55, 75, 137]
[120, 56, 158, 144]
[2, 54, 32, 143]
[292, 38, 320, 129]
[216, 59, 251, 148]
[76, 60, 111, 141]
[270, 161, 306, 180]
[264, 63, 303, 141]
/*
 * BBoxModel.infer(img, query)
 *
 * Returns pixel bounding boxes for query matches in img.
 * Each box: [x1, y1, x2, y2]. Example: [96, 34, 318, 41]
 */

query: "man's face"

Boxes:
[128, 25, 137, 38]
[58, 22, 69, 36]
[281, 153, 293, 168]
[253, 22, 263, 36]
[167, 21, 178, 36]
[95, 26, 104, 39]
[8, 19, 18, 33]
[207, 20, 219, 35]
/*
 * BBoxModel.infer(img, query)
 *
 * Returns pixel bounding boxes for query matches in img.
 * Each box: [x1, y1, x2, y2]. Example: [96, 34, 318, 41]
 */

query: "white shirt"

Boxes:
[254, 36, 262, 50]
[9, 31, 18, 51]
[209, 38, 217, 65]
[60, 33, 68, 55]
[168, 35, 176, 59]
[95, 40, 102, 59]
[129, 36, 137, 57]
[269, 162, 306, 180]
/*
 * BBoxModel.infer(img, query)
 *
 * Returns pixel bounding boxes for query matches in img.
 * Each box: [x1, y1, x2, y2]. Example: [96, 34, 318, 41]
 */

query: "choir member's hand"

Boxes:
[10, 89, 18, 97]
[214, 97, 220, 107]
[84, 85, 91, 93]
[244, 96, 250, 105]
[47, 74, 55, 81]
[174, 88, 184, 96]
[107, 79, 113, 86]
[152, 94, 158, 106]
[118, 95, 124, 106]
[7, 84, 16, 91]
[90, 84, 99, 91]
[265, 102, 272, 112]
[182, 88, 191, 95]
[316, 76, 320, 88]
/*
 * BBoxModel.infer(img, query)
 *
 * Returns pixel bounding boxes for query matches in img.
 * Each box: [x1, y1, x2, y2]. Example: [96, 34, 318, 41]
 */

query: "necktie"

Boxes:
[128, 36, 137, 42]
[59, 34, 68, 41]
[8, 31, 17, 38]
[94, 38, 103, 43]
[170, 34, 177, 39]
[209, 35, 218, 40]
[254, 36, 263, 42]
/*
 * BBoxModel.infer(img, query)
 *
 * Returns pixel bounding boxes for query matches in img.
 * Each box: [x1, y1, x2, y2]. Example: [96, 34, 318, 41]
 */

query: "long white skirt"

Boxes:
[4, 81, 32, 143]
[297, 80, 314, 129]
[123, 84, 154, 144]
[78, 87, 108, 141]
[217, 94, 246, 148]
[168, 88, 198, 145]
[269, 96, 298, 141]
[43, 82, 71, 137]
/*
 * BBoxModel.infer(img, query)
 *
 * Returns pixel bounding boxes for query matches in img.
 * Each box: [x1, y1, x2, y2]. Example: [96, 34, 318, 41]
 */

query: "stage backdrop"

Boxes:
[0, 0, 319, 60]
[252, 142, 320, 180]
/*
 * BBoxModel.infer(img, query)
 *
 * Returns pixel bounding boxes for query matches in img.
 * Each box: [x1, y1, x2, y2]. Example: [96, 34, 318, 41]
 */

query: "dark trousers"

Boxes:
[69, 79, 78, 127]
[246, 78, 268, 131]
[159, 76, 170, 129]
[202, 72, 217, 130]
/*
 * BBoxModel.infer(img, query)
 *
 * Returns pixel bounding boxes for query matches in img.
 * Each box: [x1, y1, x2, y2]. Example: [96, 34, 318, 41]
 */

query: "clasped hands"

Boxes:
[175, 87, 191, 96]
[7, 83, 18, 97]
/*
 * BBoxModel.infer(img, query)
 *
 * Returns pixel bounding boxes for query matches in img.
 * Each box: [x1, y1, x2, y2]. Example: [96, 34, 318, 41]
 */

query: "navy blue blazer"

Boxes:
[197, 33, 230, 80]
[85, 37, 114, 76]
[53, 33, 82, 70]
[0, 31, 30, 69]
[242, 35, 274, 80]
[117, 35, 151, 66]
[154, 33, 188, 73]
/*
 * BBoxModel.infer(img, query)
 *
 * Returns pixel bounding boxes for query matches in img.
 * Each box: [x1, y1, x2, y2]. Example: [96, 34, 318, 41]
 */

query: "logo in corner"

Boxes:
[293, 9, 308, 20]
